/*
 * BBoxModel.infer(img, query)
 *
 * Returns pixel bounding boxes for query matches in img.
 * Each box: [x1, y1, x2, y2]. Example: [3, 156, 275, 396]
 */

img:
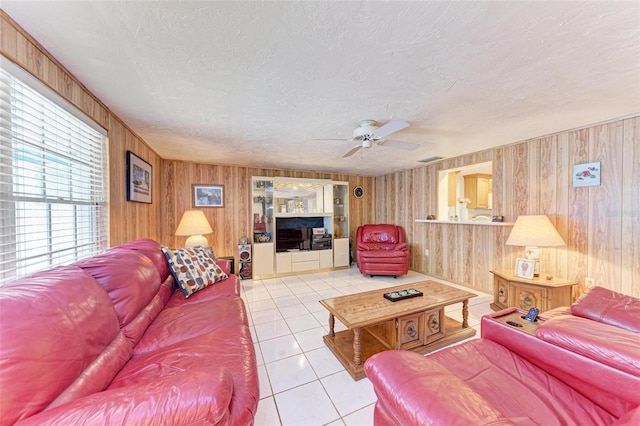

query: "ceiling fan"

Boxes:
[316, 119, 419, 158]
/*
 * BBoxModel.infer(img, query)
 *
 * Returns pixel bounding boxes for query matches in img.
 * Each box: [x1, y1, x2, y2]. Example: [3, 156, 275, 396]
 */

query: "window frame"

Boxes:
[0, 57, 110, 284]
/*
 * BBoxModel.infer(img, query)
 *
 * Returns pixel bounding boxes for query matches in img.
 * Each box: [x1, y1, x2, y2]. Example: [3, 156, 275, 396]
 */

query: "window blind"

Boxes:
[0, 59, 109, 284]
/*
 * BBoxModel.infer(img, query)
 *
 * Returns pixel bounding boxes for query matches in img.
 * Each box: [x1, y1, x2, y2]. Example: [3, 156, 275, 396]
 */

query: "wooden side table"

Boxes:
[490, 269, 577, 312]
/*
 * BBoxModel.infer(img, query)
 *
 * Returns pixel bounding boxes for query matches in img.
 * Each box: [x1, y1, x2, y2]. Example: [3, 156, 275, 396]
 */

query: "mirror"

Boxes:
[438, 161, 493, 221]
[273, 178, 330, 214]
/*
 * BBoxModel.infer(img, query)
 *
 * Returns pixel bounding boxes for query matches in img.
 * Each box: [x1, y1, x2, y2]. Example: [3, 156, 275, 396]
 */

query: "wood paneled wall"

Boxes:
[5, 11, 638, 298]
[2, 11, 163, 245]
[377, 116, 640, 298]
[2, 11, 376, 254]
[161, 160, 376, 257]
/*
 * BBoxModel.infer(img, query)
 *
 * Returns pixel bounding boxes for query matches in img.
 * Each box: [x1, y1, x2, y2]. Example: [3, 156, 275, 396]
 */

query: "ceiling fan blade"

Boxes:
[343, 145, 362, 158]
[379, 139, 419, 150]
[312, 138, 350, 141]
[373, 119, 409, 139]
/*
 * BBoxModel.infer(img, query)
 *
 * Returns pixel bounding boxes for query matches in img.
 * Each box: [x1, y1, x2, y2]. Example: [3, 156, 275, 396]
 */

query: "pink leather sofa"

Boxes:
[0, 239, 258, 425]
[356, 224, 409, 277]
[365, 286, 640, 425]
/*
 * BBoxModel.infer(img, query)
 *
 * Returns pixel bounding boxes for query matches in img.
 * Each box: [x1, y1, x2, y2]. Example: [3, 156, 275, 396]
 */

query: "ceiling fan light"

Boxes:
[353, 124, 378, 139]
[363, 140, 372, 148]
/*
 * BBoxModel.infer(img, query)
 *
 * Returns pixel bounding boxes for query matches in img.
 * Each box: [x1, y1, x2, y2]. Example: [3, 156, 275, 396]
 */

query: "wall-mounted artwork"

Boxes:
[193, 184, 224, 208]
[573, 161, 601, 187]
[126, 151, 152, 204]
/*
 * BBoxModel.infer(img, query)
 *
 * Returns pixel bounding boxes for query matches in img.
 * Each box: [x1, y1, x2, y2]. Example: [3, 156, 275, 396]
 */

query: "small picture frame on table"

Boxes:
[515, 258, 535, 279]
[193, 184, 224, 208]
[126, 151, 152, 204]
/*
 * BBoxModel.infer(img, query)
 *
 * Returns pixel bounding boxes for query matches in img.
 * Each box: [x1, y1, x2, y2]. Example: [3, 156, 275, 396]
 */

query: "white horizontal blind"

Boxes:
[0, 61, 109, 284]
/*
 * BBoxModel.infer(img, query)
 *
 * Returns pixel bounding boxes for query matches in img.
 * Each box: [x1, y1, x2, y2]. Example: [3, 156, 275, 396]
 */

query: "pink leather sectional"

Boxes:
[365, 286, 640, 425]
[0, 238, 258, 425]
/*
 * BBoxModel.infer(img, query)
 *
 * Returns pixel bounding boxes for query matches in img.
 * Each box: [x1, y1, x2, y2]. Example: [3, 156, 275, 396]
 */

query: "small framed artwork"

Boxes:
[515, 258, 535, 279]
[573, 161, 601, 187]
[126, 151, 152, 204]
[193, 184, 224, 208]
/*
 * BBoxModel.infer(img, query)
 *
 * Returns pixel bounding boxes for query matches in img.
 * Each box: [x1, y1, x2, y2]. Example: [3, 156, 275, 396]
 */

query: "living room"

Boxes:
[2, 3, 637, 299]
[1, 2, 639, 425]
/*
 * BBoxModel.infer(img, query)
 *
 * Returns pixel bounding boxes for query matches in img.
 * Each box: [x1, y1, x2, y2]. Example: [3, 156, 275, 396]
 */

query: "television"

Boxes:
[276, 217, 325, 252]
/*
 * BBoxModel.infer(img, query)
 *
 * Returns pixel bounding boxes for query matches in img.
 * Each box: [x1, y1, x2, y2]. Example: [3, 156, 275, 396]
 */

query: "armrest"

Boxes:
[215, 259, 232, 276]
[17, 368, 234, 425]
[365, 351, 512, 425]
[482, 310, 640, 413]
[535, 316, 640, 376]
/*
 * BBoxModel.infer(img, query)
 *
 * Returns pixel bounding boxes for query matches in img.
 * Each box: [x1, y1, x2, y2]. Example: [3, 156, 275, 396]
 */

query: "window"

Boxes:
[437, 161, 493, 221]
[0, 59, 109, 284]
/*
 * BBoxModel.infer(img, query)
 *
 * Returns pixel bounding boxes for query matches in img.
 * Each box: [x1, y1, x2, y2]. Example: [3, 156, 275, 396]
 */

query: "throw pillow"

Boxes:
[161, 246, 228, 298]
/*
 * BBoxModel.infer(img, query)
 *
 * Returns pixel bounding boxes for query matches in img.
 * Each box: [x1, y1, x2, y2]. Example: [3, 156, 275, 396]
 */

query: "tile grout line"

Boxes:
[243, 267, 493, 425]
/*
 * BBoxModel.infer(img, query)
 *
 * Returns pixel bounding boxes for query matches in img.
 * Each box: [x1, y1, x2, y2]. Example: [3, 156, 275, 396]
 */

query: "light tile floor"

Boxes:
[241, 266, 494, 426]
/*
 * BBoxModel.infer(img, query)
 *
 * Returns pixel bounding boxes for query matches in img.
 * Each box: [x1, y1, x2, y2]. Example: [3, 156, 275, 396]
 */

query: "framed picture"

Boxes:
[515, 258, 535, 279]
[573, 161, 601, 187]
[193, 184, 224, 208]
[126, 151, 152, 204]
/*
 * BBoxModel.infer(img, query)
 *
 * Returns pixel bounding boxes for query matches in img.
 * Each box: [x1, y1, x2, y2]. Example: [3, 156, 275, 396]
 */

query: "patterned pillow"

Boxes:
[161, 246, 228, 298]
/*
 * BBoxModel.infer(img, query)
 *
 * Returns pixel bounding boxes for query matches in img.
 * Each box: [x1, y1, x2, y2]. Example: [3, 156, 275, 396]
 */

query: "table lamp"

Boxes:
[505, 215, 565, 277]
[175, 210, 213, 247]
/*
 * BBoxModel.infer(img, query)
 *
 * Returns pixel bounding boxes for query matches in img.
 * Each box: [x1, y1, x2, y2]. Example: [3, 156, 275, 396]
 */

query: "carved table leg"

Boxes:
[353, 327, 362, 366]
[328, 313, 335, 337]
[462, 299, 469, 328]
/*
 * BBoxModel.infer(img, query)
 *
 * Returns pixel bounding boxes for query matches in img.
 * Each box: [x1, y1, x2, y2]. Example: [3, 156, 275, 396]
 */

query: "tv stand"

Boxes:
[251, 176, 350, 278]
[276, 249, 333, 274]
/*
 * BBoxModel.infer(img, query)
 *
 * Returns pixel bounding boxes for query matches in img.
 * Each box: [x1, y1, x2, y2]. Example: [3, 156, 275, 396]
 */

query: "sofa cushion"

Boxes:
[366, 341, 617, 425]
[427, 340, 616, 424]
[571, 286, 640, 333]
[0, 266, 120, 425]
[161, 246, 228, 298]
[365, 350, 510, 425]
[133, 296, 248, 355]
[164, 274, 240, 309]
[360, 224, 401, 244]
[358, 250, 408, 260]
[110, 325, 259, 426]
[76, 248, 161, 327]
[119, 238, 170, 281]
[358, 242, 407, 251]
[14, 369, 234, 426]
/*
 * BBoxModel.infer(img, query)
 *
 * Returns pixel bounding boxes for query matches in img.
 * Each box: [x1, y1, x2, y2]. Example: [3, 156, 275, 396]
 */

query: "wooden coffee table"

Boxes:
[319, 280, 477, 380]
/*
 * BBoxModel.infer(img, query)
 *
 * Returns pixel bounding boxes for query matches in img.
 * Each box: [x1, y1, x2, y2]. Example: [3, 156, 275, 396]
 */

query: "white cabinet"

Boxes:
[464, 174, 492, 209]
[319, 250, 333, 269]
[276, 252, 292, 274]
[332, 182, 350, 267]
[332, 182, 348, 239]
[333, 238, 350, 268]
[275, 249, 334, 273]
[253, 242, 274, 277]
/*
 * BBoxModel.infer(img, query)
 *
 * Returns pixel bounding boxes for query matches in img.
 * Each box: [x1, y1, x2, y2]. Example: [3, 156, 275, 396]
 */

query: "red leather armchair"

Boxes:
[356, 224, 409, 277]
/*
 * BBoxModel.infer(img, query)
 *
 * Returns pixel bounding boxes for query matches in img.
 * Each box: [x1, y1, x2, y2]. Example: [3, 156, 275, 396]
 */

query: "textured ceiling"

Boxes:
[3, 1, 639, 176]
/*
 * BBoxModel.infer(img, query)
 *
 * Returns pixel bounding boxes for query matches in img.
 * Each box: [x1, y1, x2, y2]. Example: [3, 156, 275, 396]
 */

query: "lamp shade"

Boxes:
[506, 215, 566, 247]
[175, 210, 213, 236]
